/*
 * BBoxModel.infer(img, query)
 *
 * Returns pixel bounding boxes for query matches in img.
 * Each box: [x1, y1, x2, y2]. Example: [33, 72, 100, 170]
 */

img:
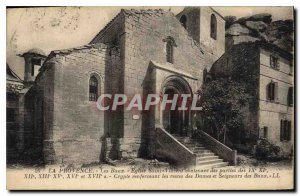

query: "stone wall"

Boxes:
[6, 91, 21, 162]
[87, 8, 225, 160]
[40, 8, 227, 162]
[34, 62, 55, 163]
[23, 88, 36, 156]
[90, 12, 127, 160]
[121, 9, 207, 159]
[176, 7, 201, 44]
[39, 43, 122, 165]
[199, 7, 226, 63]
[176, 7, 226, 65]
[211, 42, 294, 154]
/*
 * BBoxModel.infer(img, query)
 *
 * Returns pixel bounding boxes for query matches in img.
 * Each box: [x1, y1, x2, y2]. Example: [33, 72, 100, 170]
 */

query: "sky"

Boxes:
[6, 6, 293, 79]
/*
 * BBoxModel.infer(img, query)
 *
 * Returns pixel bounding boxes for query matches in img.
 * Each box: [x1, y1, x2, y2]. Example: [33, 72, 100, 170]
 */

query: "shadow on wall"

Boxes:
[139, 65, 156, 159]
[100, 45, 125, 162]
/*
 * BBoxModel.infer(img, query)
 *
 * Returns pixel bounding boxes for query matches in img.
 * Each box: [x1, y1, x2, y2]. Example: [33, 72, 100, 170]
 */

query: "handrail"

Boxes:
[157, 126, 195, 154]
[196, 129, 237, 165]
[155, 127, 196, 167]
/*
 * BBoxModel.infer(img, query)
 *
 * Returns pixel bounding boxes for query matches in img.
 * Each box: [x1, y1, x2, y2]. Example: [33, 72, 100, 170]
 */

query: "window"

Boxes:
[266, 81, 278, 102]
[31, 64, 35, 76]
[280, 120, 291, 141]
[163, 37, 176, 64]
[270, 55, 279, 70]
[263, 126, 268, 138]
[203, 68, 207, 83]
[210, 14, 217, 40]
[31, 58, 42, 76]
[89, 76, 98, 101]
[288, 87, 293, 106]
[180, 15, 187, 29]
[166, 41, 173, 63]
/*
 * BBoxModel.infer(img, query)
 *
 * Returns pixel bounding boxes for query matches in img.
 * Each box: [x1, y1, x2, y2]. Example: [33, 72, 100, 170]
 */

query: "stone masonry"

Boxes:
[13, 7, 227, 165]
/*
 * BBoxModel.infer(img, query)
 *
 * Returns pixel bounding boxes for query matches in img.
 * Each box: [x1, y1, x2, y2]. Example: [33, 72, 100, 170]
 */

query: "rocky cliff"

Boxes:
[225, 14, 294, 52]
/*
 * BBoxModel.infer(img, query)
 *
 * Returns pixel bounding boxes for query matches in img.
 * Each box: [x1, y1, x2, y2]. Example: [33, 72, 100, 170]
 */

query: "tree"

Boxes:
[224, 16, 237, 29]
[198, 77, 251, 147]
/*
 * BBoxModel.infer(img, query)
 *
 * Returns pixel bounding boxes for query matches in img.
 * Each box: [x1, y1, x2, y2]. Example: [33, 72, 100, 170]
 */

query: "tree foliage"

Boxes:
[198, 77, 252, 146]
[224, 15, 237, 29]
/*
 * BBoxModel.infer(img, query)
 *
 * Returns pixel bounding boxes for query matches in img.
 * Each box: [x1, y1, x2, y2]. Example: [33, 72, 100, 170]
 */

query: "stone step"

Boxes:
[196, 161, 229, 169]
[184, 144, 205, 149]
[191, 146, 206, 151]
[172, 134, 187, 138]
[196, 152, 215, 157]
[184, 143, 204, 147]
[193, 149, 212, 154]
[194, 146, 206, 149]
[178, 140, 199, 145]
[175, 136, 195, 140]
[171, 133, 229, 169]
[196, 158, 223, 166]
[197, 155, 219, 161]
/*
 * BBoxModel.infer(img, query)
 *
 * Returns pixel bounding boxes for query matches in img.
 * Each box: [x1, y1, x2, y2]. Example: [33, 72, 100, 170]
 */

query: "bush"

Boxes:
[255, 139, 281, 161]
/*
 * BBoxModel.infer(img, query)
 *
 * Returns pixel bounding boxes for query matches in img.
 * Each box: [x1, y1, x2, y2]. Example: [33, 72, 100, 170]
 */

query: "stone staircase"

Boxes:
[172, 134, 229, 168]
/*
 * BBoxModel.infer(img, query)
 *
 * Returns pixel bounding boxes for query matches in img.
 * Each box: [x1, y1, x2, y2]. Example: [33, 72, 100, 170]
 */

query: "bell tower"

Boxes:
[176, 7, 225, 62]
[20, 48, 46, 85]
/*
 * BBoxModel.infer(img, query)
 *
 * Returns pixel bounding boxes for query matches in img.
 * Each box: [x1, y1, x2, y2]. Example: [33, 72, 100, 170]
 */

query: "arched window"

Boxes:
[163, 37, 177, 64]
[166, 41, 174, 63]
[89, 76, 98, 101]
[180, 15, 187, 29]
[210, 14, 217, 40]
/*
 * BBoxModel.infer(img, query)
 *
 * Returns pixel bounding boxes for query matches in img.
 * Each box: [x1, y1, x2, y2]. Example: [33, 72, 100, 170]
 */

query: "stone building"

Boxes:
[6, 49, 47, 164]
[6, 64, 23, 162]
[211, 41, 294, 155]
[7, 7, 236, 167]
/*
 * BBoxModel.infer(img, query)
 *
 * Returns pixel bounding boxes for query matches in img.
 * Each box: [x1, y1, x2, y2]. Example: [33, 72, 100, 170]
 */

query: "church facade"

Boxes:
[8, 7, 226, 165]
[36, 7, 225, 165]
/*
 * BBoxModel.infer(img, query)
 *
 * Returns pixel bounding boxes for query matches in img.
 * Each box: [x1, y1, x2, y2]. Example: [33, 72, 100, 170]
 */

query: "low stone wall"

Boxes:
[155, 127, 196, 167]
[197, 130, 237, 165]
[105, 137, 142, 161]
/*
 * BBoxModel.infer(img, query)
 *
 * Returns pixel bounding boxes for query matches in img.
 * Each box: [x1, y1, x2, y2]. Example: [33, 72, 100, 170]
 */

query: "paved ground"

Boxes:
[236, 153, 294, 170]
[7, 154, 294, 170]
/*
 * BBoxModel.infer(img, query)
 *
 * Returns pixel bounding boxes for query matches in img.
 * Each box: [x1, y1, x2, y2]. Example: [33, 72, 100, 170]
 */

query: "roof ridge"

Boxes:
[89, 10, 125, 44]
[51, 43, 109, 55]
[122, 8, 166, 14]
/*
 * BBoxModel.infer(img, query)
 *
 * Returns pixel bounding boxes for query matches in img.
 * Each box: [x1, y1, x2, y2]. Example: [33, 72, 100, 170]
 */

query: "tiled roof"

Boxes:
[50, 43, 109, 56]
[20, 48, 47, 57]
[122, 8, 166, 16]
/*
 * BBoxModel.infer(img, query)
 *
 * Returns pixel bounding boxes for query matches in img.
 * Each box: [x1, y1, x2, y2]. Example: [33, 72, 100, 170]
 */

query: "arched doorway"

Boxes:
[161, 76, 192, 136]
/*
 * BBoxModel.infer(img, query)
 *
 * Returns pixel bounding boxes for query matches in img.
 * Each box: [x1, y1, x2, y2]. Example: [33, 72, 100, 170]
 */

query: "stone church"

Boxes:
[8, 7, 293, 167]
[7, 7, 230, 167]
